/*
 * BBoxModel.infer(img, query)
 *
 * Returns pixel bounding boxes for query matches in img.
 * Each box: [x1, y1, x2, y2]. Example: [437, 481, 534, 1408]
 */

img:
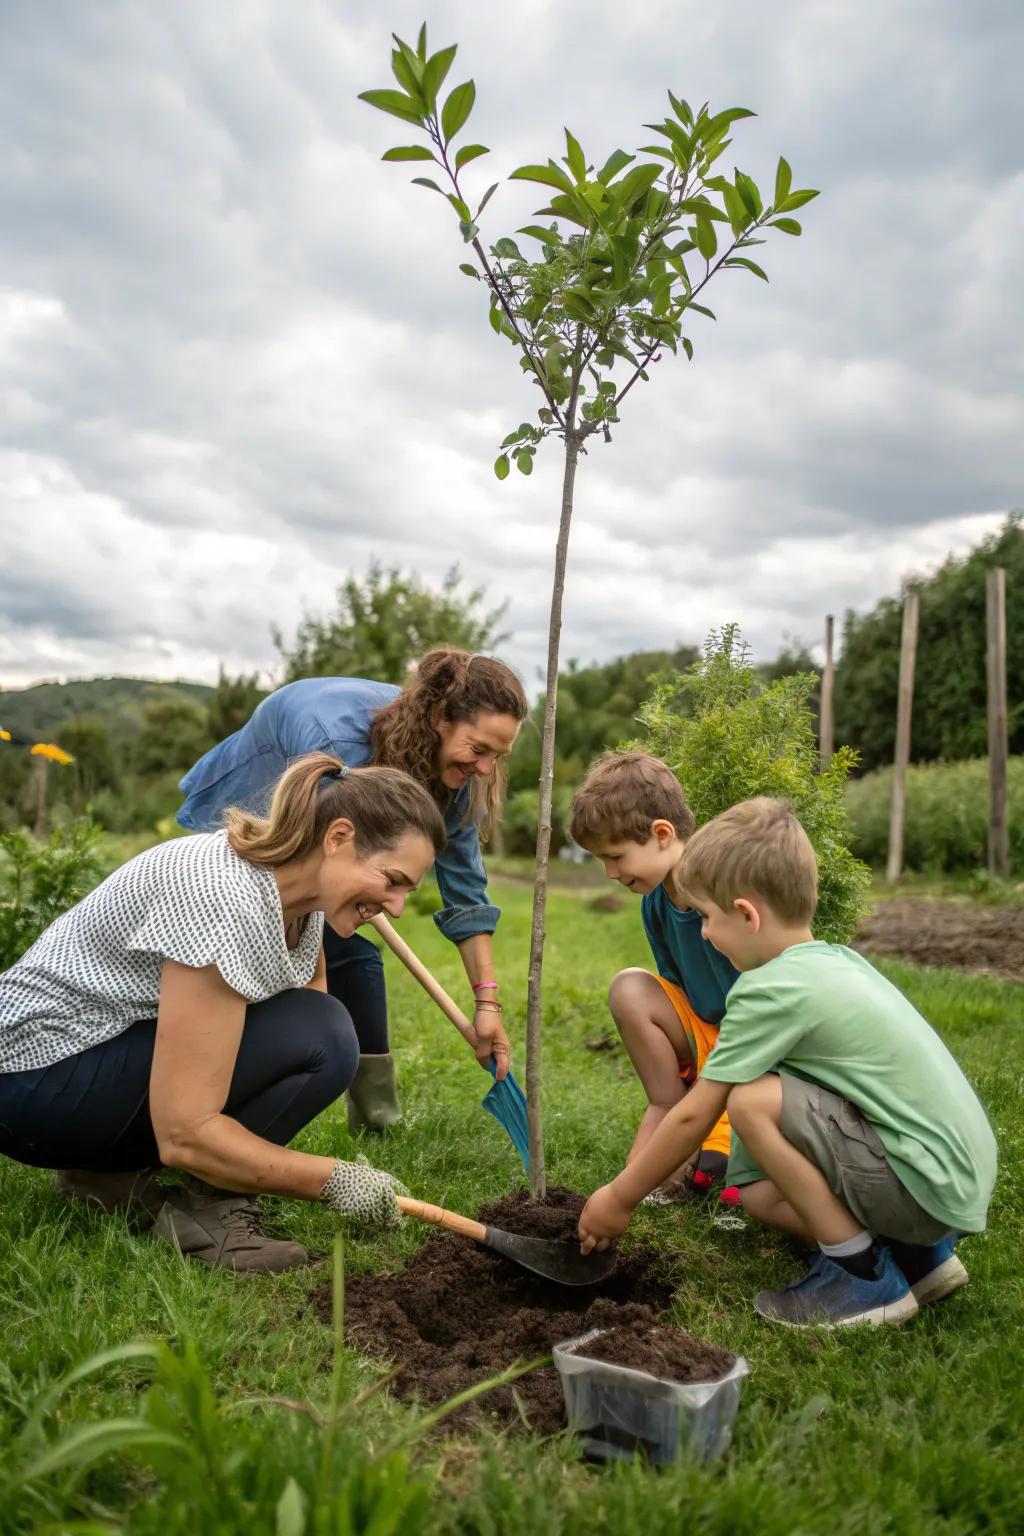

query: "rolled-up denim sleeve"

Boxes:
[432, 810, 501, 943]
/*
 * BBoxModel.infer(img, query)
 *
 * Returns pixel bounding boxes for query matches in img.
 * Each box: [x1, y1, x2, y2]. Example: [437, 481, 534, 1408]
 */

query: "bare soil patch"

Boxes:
[309, 1188, 725, 1436]
[854, 899, 1024, 982]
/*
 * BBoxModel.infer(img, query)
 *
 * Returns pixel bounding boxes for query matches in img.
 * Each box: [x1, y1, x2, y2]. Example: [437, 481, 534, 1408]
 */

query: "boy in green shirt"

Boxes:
[579, 797, 998, 1328]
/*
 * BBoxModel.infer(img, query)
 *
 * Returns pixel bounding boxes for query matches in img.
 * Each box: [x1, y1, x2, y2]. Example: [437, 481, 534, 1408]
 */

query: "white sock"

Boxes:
[819, 1231, 873, 1258]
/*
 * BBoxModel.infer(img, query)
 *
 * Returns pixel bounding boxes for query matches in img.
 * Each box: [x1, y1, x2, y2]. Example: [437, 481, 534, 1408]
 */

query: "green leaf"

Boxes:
[703, 106, 756, 136]
[774, 155, 792, 207]
[518, 223, 562, 244]
[668, 90, 693, 125]
[276, 1477, 306, 1536]
[687, 301, 716, 319]
[458, 262, 478, 277]
[492, 237, 522, 260]
[694, 215, 717, 260]
[24, 1421, 183, 1480]
[564, 127, 586, 181]
[779, 188, 820, 212]
[381, 144, 435, 162]
[447, 193, 471, 220]
[721, 182, 750, 235]
[682, 336, 693, 360]
[411, 177, 444, 194]
[390, 48, 423, 102]
[441, 80, 475, 143]
[770, 217, 802, 235]
[422, 43, 457, 108]
[488, 305, 502, 334]
[494, 454, 510, 479]
[724, 256, 769, 281]
[476, 182, 498, 216]
[455, 142, 489, 170]
[509, 162, 574, 194]
[515, 450, 533, 476]
[417, 22, 428, 58]
[734, 170, 763, 219]
[458, 219, 479, 243]
[638, 144, 675, 161]
[597, 148, 635, 184]
[357, 88, 423, 126]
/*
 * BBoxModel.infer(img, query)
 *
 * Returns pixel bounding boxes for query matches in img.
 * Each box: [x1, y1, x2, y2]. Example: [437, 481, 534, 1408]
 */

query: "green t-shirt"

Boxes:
[702, 942, 997, 1232]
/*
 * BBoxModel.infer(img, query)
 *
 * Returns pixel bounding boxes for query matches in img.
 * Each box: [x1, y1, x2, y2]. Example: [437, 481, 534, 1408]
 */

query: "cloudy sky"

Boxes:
[2, 0, 1022, 695]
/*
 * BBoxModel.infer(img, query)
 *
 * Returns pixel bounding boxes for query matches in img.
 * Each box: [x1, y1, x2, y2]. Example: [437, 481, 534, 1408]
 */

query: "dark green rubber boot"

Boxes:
[346, 1053, 402, 1133]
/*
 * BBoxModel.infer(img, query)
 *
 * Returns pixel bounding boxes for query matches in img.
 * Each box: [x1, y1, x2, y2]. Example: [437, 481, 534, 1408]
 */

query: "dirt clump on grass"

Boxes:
[573, 1317, 735, 1381]
[854, 899, 1024, 982]
[310, 1187, 697, 1436]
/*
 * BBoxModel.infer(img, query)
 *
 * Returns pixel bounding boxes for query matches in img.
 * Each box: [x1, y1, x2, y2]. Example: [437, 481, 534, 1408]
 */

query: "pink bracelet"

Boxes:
[472, 981, 499, 992]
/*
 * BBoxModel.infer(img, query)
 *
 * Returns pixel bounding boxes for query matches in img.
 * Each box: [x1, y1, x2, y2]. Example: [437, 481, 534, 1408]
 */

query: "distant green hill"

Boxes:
[0, 677, 213, 746]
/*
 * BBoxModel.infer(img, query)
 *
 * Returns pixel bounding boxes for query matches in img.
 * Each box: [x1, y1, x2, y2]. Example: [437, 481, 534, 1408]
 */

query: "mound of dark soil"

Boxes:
[573, 1318, 735, 1381]
[309, 1187, 689, 1436]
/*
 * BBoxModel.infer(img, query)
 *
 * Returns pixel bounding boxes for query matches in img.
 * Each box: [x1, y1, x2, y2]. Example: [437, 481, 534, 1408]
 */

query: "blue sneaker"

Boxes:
[754, 1248, 918, 1328]
[887, 1237, 968, 1307]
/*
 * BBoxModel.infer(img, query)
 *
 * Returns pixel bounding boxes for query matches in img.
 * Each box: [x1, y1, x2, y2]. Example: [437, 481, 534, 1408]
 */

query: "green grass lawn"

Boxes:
[2, 880, 1022, 1534]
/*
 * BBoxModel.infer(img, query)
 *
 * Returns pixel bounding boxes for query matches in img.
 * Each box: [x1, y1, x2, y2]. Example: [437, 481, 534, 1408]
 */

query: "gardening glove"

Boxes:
[319, 1154, 408, 1228]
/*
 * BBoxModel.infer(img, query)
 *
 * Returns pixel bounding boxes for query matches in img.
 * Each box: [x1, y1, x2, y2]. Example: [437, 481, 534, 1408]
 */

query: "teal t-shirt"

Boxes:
[701, 942, 997, 1232]
[640, 882, 738, 1024]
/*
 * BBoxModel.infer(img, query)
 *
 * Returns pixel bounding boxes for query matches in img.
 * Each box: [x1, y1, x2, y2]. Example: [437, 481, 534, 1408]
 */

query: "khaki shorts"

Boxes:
[728, 1073, 951, 1245]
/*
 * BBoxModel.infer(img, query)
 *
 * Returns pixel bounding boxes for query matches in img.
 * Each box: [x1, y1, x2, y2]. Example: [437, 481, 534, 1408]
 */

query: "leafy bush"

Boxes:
[0, 819, 103, 969]
[846, 756, 1024, 874]
[636, 626, 870, 943]
[501, 785, 573, 857]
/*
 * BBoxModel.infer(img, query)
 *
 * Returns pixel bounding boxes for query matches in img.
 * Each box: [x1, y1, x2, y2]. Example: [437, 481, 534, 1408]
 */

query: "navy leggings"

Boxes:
[0, 989, 358, 1173]
[323, 925, 389, 1055]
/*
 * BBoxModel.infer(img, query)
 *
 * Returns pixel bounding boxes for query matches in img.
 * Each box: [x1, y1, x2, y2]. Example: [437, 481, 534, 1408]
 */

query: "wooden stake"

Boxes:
[886, 589, 919, 883]
[819, 614, 835, 767]
[986, 567, 1009, 879]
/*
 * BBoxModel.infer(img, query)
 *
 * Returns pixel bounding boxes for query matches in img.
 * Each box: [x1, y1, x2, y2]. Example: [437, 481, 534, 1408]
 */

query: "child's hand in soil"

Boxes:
[578, 1183, 634, 1254]
[320, 1156, 409, 1227]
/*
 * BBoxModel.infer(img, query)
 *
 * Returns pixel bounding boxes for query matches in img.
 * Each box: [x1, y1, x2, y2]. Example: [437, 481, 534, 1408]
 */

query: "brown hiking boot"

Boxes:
[152, 1181, 309, 1273]
[55, 1168, 164, 1218]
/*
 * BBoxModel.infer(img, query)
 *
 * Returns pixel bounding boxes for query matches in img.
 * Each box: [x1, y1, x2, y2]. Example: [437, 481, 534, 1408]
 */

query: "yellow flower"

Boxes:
[0, 727, 10, 742]
[31, 742, 75, 766]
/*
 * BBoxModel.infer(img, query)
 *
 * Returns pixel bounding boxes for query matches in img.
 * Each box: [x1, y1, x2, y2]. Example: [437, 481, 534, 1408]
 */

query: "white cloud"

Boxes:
[1, 0, 1022, 696]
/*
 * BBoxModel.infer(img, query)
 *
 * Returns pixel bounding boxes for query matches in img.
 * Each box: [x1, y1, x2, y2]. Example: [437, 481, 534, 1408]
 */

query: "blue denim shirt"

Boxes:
[640, 881, 738, 1023]
[177, 677, 500, 944]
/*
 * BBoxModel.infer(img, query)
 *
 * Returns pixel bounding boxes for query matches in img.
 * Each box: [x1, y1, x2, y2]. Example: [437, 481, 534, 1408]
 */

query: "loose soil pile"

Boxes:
[310, 1187, 723, 1436]
[573, 1318, 735, 1381]
[855, 899, 1024, 982]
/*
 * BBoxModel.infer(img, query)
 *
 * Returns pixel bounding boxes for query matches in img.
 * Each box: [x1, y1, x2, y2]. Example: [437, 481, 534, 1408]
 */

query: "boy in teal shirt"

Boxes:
[579, 797, 997, 1328]
[569, 751, 737, 1195]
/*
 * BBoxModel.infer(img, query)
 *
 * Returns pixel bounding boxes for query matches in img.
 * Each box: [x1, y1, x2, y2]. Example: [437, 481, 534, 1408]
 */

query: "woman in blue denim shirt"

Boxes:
[179, 648, 527, 1128]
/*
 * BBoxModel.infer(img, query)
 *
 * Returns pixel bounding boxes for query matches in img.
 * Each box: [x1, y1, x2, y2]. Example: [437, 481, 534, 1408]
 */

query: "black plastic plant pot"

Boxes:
[553, 1327, 750, 1466]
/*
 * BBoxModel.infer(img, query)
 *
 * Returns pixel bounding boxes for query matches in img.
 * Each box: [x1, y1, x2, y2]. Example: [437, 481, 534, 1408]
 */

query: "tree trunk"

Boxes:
[524, 431, 581, 1199]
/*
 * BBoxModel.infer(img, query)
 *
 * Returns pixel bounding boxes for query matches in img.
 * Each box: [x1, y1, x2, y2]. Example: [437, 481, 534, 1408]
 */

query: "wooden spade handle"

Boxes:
[368, 912, 477, 1046]
[396, 1195, 487, 1243]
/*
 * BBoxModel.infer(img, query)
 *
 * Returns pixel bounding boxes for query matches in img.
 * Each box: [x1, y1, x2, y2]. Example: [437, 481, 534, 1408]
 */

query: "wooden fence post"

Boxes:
[986, 567, 1009, 879]
[886, 588, 919, 883]
[819, 614, 835, 767]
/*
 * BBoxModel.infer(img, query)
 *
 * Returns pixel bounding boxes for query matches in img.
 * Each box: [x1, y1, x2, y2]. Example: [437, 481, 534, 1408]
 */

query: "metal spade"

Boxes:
[397, 1196, 618, 1287]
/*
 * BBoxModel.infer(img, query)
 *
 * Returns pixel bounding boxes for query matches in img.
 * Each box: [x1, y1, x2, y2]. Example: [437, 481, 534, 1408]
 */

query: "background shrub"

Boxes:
[846, 756, 1024, 874]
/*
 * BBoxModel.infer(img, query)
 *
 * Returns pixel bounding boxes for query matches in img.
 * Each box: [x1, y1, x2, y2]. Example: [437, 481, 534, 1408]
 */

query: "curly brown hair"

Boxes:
[369, 647, 528, 839]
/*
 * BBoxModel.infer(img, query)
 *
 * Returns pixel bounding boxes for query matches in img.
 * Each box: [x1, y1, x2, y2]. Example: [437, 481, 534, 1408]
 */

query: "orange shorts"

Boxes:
[653, 976, 731, 1161]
